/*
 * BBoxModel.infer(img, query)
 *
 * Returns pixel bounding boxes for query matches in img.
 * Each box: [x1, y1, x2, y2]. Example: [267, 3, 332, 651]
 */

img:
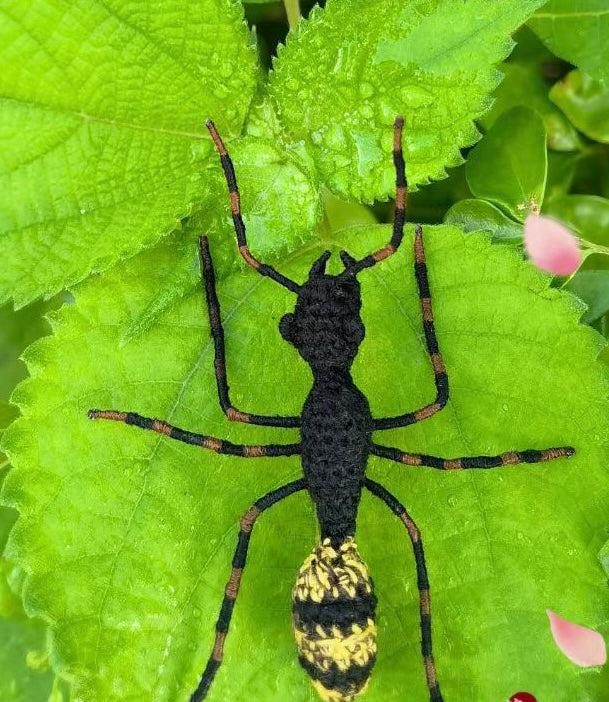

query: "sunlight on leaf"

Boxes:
[270, 0, 548, 201]
[0, 0, 257, 307]
[529, 1, 609, 86]
[2, 226, 608, 701]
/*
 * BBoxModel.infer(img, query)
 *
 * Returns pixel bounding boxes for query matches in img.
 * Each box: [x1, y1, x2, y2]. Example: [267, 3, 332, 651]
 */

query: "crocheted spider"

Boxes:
[89, 117, 574, 702]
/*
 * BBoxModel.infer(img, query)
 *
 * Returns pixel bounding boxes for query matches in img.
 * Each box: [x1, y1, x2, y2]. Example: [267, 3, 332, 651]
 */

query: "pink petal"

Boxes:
[547, 609, 607, 667]
[524, 214, 581, 276]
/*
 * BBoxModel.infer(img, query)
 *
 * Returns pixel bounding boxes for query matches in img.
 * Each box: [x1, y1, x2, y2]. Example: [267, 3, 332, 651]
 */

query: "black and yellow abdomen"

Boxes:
[292, 538, 377, 702]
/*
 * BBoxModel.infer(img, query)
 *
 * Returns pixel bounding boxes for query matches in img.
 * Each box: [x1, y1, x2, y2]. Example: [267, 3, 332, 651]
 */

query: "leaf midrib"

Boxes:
[0, 96, 207, 140]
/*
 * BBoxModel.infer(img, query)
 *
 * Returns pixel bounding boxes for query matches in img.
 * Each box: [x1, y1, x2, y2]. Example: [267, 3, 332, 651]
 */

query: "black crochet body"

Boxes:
[88, 117, 575, 702]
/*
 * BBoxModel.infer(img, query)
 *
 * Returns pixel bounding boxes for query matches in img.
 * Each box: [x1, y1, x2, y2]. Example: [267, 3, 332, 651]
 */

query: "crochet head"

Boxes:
[279, 251, 365, 371]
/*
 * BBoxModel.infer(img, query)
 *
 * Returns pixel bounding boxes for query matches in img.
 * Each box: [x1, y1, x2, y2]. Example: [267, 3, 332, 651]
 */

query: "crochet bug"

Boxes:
[89, 117, 574, 702]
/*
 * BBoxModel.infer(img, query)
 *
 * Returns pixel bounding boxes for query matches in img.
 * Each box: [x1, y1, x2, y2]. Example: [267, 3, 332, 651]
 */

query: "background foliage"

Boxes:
[1, 1, 609, 701]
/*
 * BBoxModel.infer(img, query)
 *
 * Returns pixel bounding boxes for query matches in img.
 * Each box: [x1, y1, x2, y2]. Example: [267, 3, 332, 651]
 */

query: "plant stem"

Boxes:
[284, 0, 300, 31]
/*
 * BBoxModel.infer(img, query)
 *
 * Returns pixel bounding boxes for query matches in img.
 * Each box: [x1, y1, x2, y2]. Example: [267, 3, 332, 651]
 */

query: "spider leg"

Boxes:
[88, 410, 301, 457]
[198, 236, 300, 428]
[206, 120, 300, 293]
[350, 116, 408, 273]
[190, 478, 307, 702]
[364, 478, 443, 702]
[370, 442, 575, 469]
[373, 225, 449, 430]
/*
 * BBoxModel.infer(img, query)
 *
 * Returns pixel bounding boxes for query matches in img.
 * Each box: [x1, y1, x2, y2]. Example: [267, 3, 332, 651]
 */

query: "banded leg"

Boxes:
[373, 224, 449, 430]
[198, 236, 300, 428]
[349, 116, 408, 274]
[371, 442, 575, 469]
[88, 410, 301, 457]
[206, 120, 300, 293]
[364, 478, 443, 702]
[190, 478, 307, 702]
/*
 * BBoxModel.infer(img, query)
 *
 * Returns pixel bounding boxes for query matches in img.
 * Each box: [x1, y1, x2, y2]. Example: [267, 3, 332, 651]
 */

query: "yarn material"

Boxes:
[88, 116, 576, 702]
[292, 538, 378, 702]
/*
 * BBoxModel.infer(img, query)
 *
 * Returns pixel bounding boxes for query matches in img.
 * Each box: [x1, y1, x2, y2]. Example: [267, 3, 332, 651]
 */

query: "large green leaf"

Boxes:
[2, 225, 609, 701]
[0, 0, 257, 307]
[529, 1, 609, 86]
[269, 0, 548, 202]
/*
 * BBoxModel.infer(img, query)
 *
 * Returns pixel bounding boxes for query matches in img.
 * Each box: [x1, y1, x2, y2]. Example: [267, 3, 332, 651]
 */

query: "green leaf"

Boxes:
[481, 62, 581, 152]
[545, 151, 577, 202]
[529, 1, 609, 86]
[269, 0, 548, 201]
[2, 225, 609, 701]
[466, 106, 548, 218]
[544, 195, 609, 268]
[0, 0, 257, 307]
[551, 70, 609, 144]
[0, 302, 54, 437]
[444, 199, 522, 241]
[122, 135, 323, 344]
[566, 270, 609, 323]
[0, 617, 56, 702]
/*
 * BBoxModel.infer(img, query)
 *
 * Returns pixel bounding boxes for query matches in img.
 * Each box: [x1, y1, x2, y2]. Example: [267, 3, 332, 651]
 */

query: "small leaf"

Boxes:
[444, 199, 522, 241]
[0, 0, 258, 307]
[467, 106, 547, 218]
[524, 213, 581, 275]
[270, 0, 548, 201]
[481, 62, 581, 152]
[544, 195, 609, 269]
[529, 1, 609, 86]
[547, 610, 607, 667]
[566, 271, 609, 324]
[550, 70, 609, 144]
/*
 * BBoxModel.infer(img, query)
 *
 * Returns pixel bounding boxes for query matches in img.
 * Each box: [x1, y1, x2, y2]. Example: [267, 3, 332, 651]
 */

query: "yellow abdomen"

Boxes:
[292, 538, 377, 702]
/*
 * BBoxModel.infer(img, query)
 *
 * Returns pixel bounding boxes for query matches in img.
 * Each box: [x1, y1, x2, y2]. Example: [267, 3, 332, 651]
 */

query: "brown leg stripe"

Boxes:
[243, 445, 265, 457]
[226, 407, 250, 423]
[421, 297, 433, 322]
[443, 459, 463, 471]
[393, 116, 404, 148]
[414, 229, 425, 264]
[206, 121, 228, 156]
[240, 506, 261, 532]
[238, 245, 261, 270]
[203, 437, 222, 452]
[414, 403, 441, 422]
[225, 568, 243, 599]
[501, 452, 521, 465]
[544, 448, 567, 460]
[152, 420, 172, 435]
[420, 589, 431, 616]
[396, 187, 407, 209]
[212, 632, 226, 662]
[229, 191, 240, 214]
[399, 511, 420, 543]
[372, 244, 395, 262]
[424, 655, 438, 688]
[431, 353, 445, 374]
[401, 453, 423, 466]
[91, 410, 127, 421]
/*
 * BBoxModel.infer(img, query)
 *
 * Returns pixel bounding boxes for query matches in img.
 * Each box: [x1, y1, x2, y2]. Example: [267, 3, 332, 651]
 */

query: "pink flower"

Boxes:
[547, 609, 607, 667]
[524, 214, 581, 276]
